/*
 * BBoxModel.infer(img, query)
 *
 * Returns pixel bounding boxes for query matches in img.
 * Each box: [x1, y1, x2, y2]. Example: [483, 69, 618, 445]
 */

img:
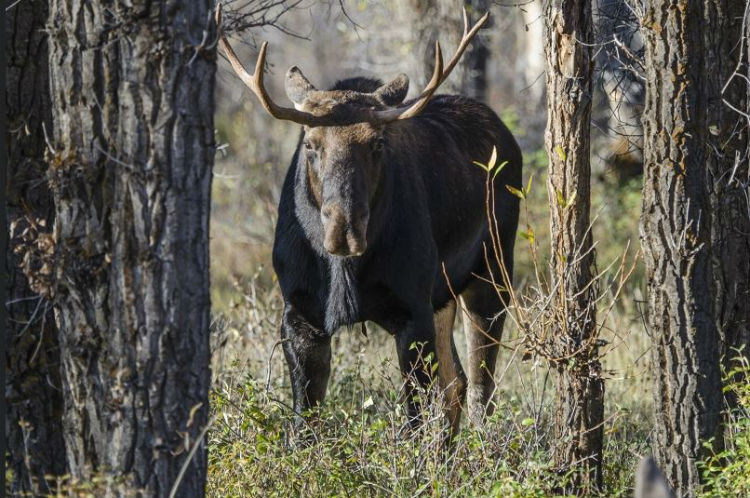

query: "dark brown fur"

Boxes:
[273, 76, 522, 432]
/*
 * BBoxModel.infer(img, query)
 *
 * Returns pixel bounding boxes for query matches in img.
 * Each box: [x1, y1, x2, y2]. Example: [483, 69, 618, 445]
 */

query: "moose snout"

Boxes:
[321, 203, 368, 257]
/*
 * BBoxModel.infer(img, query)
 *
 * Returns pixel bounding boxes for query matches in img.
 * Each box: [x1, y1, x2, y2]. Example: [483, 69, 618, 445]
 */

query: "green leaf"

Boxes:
[557, 189, 578, 210]
[487, 146, 498, 171]
[521, 417, 535, 427]
[519, 225, 535, 244]
[556, 189, 566, 208]
[525, 173, 534, 195]
[506, 184, 526, 200]
[566, 190, 577, 208]
[492, 160, 509, 181]
[555, 145, 567, 161]
[472, 160, 490, 172]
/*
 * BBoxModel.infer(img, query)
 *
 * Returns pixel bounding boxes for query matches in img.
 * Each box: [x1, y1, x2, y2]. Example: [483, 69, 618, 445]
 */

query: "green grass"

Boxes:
[701, 354, 750, 497]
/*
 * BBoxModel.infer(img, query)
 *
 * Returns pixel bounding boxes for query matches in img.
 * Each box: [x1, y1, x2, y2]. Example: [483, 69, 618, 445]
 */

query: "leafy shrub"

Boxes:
[701, 353, 750, 497]
[207, 357, 643, 498]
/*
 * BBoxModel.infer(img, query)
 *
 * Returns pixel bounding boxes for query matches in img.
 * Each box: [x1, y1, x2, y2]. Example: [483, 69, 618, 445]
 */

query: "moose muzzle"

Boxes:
[321, 203, 368, 257]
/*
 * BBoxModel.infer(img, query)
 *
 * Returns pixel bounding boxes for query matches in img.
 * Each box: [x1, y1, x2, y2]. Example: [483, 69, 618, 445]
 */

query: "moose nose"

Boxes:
[321, 203, 367, 257]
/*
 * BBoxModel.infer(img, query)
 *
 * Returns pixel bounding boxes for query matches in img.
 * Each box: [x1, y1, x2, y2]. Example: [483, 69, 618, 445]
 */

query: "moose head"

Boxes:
[216, 5, 488, 256]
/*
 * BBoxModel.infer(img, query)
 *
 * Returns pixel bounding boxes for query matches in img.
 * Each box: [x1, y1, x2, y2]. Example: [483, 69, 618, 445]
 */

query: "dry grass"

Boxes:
[206, 269, 651, 497]
[207, 280, 651, 498]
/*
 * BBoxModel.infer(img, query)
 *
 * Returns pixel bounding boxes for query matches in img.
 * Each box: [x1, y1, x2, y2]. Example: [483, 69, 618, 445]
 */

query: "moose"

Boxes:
[218, 6, 522, 436]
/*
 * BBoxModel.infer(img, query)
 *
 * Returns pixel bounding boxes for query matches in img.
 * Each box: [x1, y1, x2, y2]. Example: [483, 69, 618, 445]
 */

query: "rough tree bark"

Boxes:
[405, 0, 490, 100]
[46, 1, 215, 496]
[543, 0, 604, 492]
[640, 0, 749, 496]
[6, 0, 67, 495]
[709, 3, 750, 382]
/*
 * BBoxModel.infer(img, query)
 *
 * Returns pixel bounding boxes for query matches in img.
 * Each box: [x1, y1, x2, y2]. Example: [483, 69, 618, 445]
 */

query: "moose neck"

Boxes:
[292, 143, 395, 334]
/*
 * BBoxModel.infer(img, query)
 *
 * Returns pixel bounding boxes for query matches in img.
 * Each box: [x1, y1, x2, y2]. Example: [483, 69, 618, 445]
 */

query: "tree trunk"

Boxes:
[461, 0, 490, 102]
[594, 0, 645, 180]
[709, 4, 750, 385]
[46, 2, 215, 496]
[406, 0, 490, 101]
[5, 1, 67, 495]
[640, 0, 747, 496]
[543, 0, 604, 492]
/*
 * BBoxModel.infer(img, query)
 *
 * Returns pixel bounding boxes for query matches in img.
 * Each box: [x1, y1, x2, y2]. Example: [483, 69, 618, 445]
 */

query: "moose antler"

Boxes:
[441, 8, 490, 86]
[372, 8, 489, 122]
[215, 4, 339, 126]
[215, 4, 488, 126]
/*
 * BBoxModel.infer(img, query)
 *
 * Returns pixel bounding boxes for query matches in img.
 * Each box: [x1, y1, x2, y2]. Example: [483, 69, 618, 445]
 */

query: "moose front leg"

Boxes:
[280, 303, 331, 423]
[394, 312, 438, 429]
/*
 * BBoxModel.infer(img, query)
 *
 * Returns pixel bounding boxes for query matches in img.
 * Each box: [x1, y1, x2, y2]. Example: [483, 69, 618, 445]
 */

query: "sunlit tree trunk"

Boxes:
[47, 1, 215, 496]
[5, 1, 66, 495]
[543, 0, 603, 491]
[640, 0, 749, 496]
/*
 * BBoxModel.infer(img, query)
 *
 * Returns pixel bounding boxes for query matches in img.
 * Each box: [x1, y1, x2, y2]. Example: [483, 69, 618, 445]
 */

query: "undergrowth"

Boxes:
[701, 353, 750, 497]
[206, 358, 647, 498]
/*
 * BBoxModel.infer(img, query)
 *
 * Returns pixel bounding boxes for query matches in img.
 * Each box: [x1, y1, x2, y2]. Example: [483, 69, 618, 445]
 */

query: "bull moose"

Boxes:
[217, 6, 522, 437]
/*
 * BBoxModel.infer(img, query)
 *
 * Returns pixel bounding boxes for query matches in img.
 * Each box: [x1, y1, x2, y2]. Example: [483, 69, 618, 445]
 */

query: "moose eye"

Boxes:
[372, 137, 386, 152]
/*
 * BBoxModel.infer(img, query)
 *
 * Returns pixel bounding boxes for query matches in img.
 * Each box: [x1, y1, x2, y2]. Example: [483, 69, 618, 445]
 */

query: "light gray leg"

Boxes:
[434, 300, 466, 438]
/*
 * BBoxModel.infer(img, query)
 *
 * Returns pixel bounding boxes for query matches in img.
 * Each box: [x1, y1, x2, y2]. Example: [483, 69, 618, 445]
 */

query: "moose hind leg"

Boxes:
[434, 300, 467, 438]
[461, 280, 509, 424]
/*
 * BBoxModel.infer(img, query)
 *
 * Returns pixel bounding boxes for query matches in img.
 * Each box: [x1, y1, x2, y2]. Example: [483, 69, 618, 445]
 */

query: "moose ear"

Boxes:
[375, 74, 409, 106]
[285, 67, 317, 109]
